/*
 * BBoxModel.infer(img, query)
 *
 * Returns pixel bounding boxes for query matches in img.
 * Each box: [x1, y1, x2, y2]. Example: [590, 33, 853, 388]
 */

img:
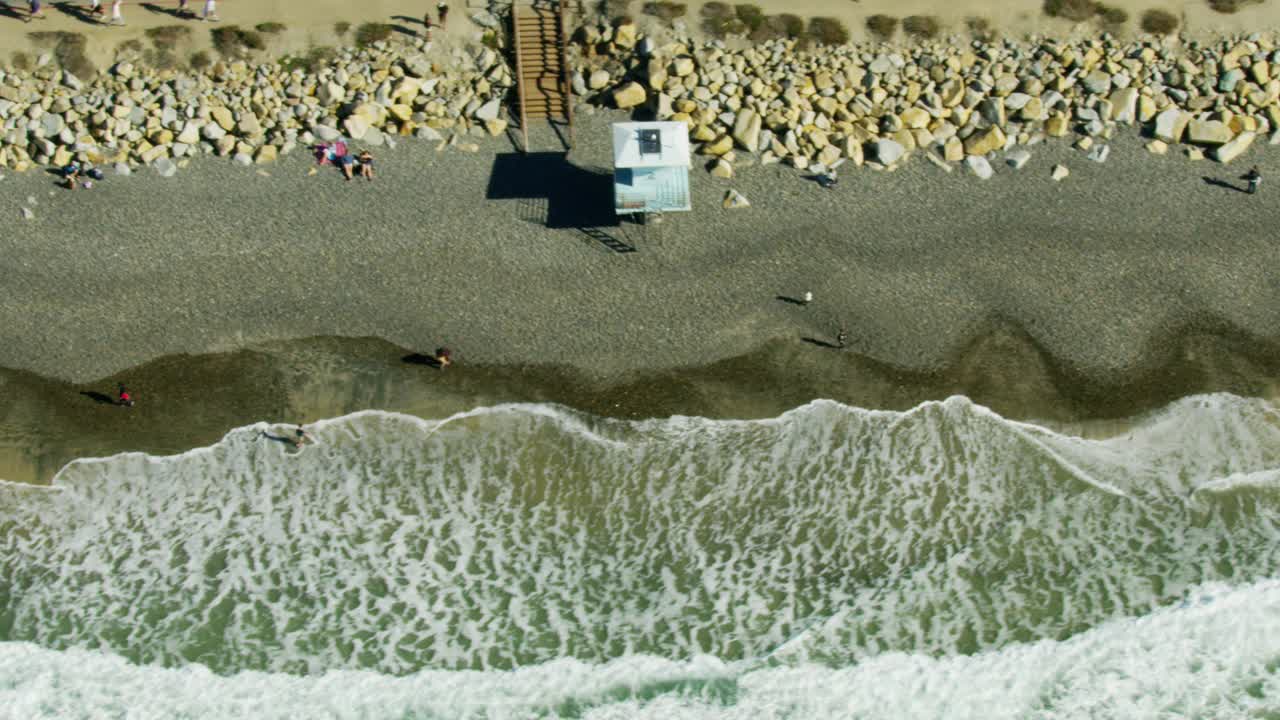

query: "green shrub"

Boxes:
[10, 52, 31, 71]
[189, 50, 213, 70]
[1140, 8, 1179, 32]
[354, 22, 394, 47]
[903, 15, 941, 38]
[865, 14, 898, 40]
[143, 49, 179, 71]
[255, 22, 287, 34]
[1043, 0, 1101, 21]
[28, 31, 95, 78]
[641, 1, 687, 21]
[116, 38, 144, 55]
[700, 1, 732, 18]
[281, 46, 336, 73]
[748, 12, 804, 42]
[966, 16, 995, 40]
[211, 26, 265, 57]
[334, 21, 351, 36]
[481, 30, 500, 49]
[1100, 6, 1128, 24]
[808, 16, 849, 44]
[145, 25, 191, 50]
[1208, 0, 1264, 12]
[734, 4, 766, 31]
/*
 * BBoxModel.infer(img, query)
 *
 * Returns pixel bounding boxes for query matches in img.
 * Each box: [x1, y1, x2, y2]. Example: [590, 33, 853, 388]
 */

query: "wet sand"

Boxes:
[3, 319, 1280, 485]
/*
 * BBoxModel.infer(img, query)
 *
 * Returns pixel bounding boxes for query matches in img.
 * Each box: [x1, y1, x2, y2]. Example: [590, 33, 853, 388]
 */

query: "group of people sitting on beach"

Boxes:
[314, 141, 375, 182]
[61, 161, 105, 190]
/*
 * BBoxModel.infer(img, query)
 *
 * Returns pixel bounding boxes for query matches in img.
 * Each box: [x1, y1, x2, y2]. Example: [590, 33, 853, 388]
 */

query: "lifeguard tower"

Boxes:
[612, 122, 691, 217]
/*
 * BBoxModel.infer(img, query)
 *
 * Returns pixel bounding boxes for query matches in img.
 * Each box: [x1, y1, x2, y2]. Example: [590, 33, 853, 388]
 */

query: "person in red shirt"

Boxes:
[117, 383, 134, 407]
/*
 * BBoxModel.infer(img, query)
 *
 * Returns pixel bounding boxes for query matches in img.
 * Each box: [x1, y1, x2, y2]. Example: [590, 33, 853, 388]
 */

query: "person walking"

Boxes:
[89, 0, 105, 17]
[801, 291, 813, 306]
[109, 0, 125, 26]
[436, 1, 449, 28]
[1246, 166, 1262, 195]
[117, 384, 135, 407]
[434, 347, 453, 368]
[27, 0, 45, 21]
[202, 0, 219, 22]
[836, 328, 848, 348]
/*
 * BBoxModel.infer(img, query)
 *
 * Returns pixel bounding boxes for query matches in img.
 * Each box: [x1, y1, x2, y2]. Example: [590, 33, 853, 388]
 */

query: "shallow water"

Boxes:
[2, 395, 1279, 718]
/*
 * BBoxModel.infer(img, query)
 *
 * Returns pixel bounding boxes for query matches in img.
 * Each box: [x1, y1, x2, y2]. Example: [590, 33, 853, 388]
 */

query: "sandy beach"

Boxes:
[3, 0, 1280, 483]
[2, 104, 1280, 483]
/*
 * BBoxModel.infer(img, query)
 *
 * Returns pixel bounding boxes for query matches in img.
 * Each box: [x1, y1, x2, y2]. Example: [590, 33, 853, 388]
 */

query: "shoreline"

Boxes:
[3, 318, 1280, 485]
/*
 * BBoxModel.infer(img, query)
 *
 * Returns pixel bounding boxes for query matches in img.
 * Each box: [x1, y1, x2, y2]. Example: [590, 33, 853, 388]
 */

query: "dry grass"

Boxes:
[641, 1, 687, 21]
[282, 46, 337, 73]
[808, 16, 849, 45]
[865, 14, 898, 40]
[211, 26, 265, 57]
[255, 22, 287, 34]
[903, 15, 941, 39]
[27, 31, 95, 78]
[334, 21, 351, 37]
[1208, 0, 1264, 12]
[966, 16, 996, 40]
[10, 52, 31, 71]
[189, 50, 213, 71]
[1140, 8, 1180, 32]
[354, 22, 394, 48]
[1043, 0, 1101, 21]
[145, 25, 191, 51]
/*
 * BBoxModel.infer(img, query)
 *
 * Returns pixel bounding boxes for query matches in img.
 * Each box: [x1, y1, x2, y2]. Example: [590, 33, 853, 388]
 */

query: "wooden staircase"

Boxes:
[512, 0, 573, 151]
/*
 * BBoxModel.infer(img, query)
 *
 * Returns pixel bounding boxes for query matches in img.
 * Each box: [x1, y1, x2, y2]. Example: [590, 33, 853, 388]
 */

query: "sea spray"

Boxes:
[1, 395, 1279, 717]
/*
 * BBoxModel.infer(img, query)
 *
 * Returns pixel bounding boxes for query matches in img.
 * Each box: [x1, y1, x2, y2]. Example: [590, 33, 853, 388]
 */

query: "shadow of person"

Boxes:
[138, 1, 189, 19]
[776, 295, 809, 306]
[801, 337, 842, 350]
[259, 430, 298, 446]
[1202, 176, 1247, 193]
[52, 1, 103, 24]
[0, 2, 29, 22]
[402, 353, 444, 368]
[80, 391, 118, 405]
[391, 14, 428, 27]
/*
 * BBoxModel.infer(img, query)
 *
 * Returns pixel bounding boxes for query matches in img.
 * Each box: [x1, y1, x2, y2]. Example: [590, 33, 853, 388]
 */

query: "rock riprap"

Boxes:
[0, 39, 513, 175]
[569, 23, 1280, 176]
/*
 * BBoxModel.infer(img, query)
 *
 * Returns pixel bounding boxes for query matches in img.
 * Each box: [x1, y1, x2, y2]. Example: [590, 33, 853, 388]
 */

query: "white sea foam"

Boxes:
[0, 578, 1277, 719]
[0, 395, 1278, 685]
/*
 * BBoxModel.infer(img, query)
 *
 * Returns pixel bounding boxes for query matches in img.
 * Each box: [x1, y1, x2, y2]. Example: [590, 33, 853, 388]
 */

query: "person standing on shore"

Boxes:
[27, 0, 45, 21]
[202, 0, 219, 22]
[1246, 166, 1262, 195]
[89, 0, 105, 18]
[293, 426, 314, 449]
[436, 1, 449, 28]
[836, 328, 848, 348]
[802, 291, 813, 306]
[434, 347, 453, 368]
[117, 384, 134, 408]
[109, 0, 125, 26]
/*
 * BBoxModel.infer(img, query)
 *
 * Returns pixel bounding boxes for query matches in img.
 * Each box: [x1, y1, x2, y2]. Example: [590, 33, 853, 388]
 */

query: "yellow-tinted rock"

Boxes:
[963, 125, 1006, 156]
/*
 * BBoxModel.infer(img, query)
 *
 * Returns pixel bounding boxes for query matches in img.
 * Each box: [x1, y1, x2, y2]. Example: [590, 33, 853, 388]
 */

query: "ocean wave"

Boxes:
[1, 395, 1278, 678]
[1, 578, 1277, 719]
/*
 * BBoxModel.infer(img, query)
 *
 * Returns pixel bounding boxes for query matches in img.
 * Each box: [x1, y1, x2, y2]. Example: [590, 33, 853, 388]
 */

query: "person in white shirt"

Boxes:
[202, 0, 219, 22]
[109, 0, 125, 25]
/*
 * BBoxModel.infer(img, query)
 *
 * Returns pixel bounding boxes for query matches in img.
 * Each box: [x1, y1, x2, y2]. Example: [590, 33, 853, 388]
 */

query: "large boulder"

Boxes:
[964, 155, 993, 179]
[1109, 87, 1138, 123]
[210, 106, 235, 132]
[612, 82, 647, 109]
[1152, 108, 1189, 144]
[1211, 131, 1256, 163]
[732, 109, 761, 152]
[1187, 120, 1234, 146]
[342, 114, 371, 140]
[963, 126, 1006, 156]
[872, 139, 905, 165]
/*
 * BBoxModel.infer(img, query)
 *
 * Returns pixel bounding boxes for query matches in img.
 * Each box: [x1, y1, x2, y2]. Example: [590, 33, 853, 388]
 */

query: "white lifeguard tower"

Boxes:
[612, 121, 692, 216]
